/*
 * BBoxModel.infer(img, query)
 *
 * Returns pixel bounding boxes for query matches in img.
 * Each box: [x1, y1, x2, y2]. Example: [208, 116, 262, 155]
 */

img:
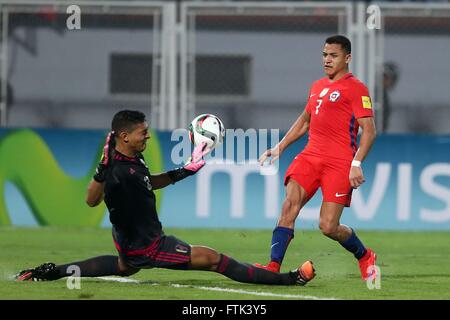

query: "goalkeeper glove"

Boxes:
[167, 141, 210, 183]
[93, 131, 115, 183]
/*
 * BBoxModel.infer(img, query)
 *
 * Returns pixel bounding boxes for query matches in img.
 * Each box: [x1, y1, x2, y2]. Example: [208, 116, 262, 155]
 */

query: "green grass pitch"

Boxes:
[1, 227, 449, 300]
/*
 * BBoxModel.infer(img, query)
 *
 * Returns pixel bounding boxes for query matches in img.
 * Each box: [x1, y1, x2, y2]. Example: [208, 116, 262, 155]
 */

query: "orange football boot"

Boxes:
[296, 260, 316, 286]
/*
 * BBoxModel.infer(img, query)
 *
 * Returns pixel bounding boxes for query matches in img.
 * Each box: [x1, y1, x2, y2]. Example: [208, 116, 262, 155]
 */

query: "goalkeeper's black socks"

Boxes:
[55, 255, 121, 279]
[215, 254, 297, 285]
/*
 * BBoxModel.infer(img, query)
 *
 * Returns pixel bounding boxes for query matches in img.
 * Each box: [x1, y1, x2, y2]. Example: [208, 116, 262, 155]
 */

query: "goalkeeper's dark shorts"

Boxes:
[114, 235, 191, 270]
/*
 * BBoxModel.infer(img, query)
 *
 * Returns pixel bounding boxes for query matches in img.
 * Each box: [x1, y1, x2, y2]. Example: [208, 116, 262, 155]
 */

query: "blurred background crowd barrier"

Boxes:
[0, 0, 449, 133]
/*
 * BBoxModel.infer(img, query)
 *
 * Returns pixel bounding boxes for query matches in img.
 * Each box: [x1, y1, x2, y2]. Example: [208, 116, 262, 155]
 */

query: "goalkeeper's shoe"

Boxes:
[253, 261, 280, 273]
[358, 248, 377, 281]
[295, 260, 316, 286]
[15, 262, 59, 281]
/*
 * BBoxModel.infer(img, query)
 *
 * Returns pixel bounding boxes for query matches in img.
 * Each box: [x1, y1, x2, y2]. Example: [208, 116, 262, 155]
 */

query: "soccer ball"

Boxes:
[189, 114, 225, 149]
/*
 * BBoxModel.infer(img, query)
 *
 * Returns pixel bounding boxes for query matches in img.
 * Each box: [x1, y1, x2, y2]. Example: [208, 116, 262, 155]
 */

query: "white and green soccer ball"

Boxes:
[189, 114, 225, 149]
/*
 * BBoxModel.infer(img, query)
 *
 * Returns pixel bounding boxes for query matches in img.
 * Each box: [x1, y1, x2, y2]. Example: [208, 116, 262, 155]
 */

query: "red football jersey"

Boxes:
[303, 73, 374, 161]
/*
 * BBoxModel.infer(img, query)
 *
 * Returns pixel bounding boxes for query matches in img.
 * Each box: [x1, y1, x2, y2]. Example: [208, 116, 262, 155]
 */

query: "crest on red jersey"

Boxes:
[329, 90, 340, 102]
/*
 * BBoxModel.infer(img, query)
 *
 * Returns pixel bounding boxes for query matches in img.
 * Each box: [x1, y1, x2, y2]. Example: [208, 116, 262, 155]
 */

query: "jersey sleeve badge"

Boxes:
[362, 96, 372, 109]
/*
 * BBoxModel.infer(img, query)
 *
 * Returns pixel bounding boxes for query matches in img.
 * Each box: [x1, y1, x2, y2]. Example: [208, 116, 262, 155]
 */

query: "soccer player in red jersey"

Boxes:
[256, 35, 377, 281]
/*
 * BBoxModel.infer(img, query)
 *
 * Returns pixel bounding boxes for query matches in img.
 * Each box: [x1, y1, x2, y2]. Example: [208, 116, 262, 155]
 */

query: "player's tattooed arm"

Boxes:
[354, 116, 377, 163]
[350, 116, 377, 189]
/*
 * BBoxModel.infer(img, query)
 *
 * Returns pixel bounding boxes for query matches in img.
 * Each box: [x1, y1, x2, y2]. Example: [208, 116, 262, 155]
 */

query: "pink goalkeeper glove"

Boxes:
[93, 131, 116, 183]
[100, 131, 115, 166]
[167, 142, 211, 184]
[184, 141, 211, 173]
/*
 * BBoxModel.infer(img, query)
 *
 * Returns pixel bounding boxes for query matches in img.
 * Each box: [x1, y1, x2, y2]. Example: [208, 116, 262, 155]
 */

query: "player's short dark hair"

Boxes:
[111, 110, 146, 133]
[325, 35, 351, 54]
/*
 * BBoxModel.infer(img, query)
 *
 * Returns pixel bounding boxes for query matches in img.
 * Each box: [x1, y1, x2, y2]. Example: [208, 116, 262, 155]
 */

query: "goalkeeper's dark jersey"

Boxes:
[104, 151, 163, 252]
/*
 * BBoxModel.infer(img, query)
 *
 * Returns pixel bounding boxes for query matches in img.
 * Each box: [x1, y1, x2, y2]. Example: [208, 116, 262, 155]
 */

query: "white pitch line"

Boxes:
[97, 276, 141, 283]
[170, 283, 337, 300]
[97, 276, 338, 300]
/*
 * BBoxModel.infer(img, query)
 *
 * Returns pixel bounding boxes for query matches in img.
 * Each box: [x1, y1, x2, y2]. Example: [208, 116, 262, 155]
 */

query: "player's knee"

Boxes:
[205, 248, 221, 268]
[190, 246, 221, 270]
[319, 222, 338, 238]
[117, 257, 139, 277]
[209, 253, 221, 270]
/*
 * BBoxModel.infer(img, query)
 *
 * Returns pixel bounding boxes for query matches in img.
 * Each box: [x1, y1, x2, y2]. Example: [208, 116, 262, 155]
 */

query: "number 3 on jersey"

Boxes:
[315, 99, 323, 115]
